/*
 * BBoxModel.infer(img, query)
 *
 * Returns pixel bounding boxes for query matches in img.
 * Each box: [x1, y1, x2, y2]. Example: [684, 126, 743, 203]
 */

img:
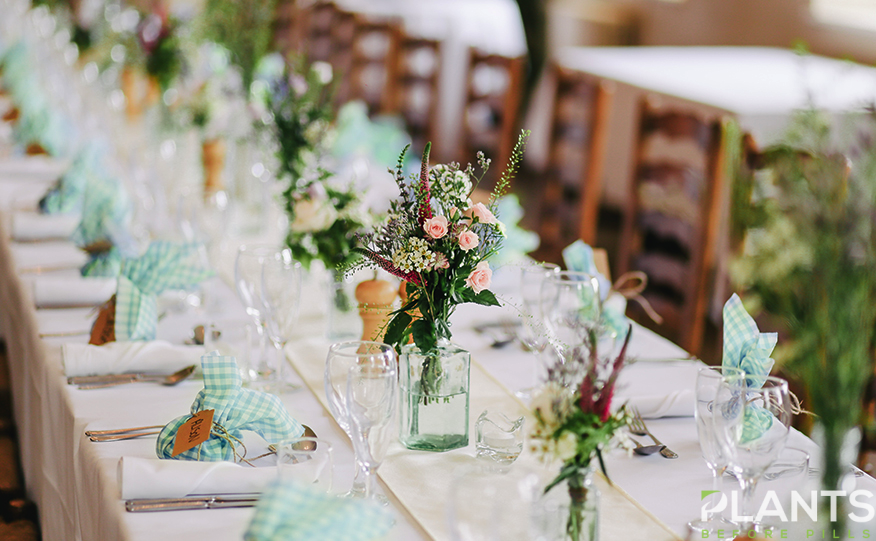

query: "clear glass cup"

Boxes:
[687, 366, 745, 534]
[234, 244, 283, 385]
[261, 249, 303, 394]
[713, 374, 792, 534]
[518, 262, 560, 353]
[541, 271, 604, 364]
[475, 409, 525, 468]
[346, 361, 397, 503]
[276, 437, 333, 493]
[324, 341, 396, 498]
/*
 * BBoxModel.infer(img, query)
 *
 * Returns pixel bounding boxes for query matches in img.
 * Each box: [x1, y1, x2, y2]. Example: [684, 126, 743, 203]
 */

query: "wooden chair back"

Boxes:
[538, 65, 614, 260]
[458, 49, 525, 187]
[347, 16, 403, 115]
[387, 32, 442, 157]
[617, 96, 729, 355]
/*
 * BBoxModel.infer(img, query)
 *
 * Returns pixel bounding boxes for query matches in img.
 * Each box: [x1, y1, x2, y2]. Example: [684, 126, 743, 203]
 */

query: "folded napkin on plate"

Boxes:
[722, 293, 778, 440]
[71, 171, 136, 277]
[245, 478, 393, 541]
[11, 212, 79, 241]
[112, 241, 213, 341]
[32, 276, 116, 308]
[118, 456, 275, 500]
[622, 390, 695, 419]
[563, 240, 629, 340]
[39, 143, 102, 215]
[10, 242, 89, 271]
[156, 354, 304, 462]
[61, 341, 204, 377]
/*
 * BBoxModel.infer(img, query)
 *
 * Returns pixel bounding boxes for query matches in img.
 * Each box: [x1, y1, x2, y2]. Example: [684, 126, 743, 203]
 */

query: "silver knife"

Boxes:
[67, 373, 141, 385]
[125, 496, 260, 512]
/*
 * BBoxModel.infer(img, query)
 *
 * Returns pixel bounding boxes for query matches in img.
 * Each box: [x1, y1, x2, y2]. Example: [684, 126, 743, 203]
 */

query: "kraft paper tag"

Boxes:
[89, 295, 116, 345]
[171, 409, 215, 457]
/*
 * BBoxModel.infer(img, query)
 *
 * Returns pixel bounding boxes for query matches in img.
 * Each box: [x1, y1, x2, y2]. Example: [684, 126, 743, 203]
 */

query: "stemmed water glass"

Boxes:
[324, 341, 396, 498]
[712, 374, 793, 534]
[687, 366, 745, 534]
[541, 271, 607, 384]
[260, 249, 303, 394]
[234, 244, 282, 385]
[518, 262, 560, 353]
[346, 361, 397, 502]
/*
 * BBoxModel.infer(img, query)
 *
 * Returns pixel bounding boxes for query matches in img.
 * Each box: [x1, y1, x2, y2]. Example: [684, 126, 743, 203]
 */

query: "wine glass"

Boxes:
[518, 262, 560, 353]
[276, 437, 334, 493]
[712, 374, 792, 534]
[541, 271, 607, 384]
[234, 244, 283, 385]
[346, 361, 397, 503]
[261, 249, 303, 394]
[324, 341, 396, 498]
[687, 366, 744, 534]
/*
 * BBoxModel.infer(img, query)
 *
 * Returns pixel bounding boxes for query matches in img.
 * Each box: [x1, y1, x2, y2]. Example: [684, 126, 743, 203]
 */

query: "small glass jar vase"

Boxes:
[326, 269, 360, 341]
[537, 467, 600, 541]
[399, 339, 470, 452]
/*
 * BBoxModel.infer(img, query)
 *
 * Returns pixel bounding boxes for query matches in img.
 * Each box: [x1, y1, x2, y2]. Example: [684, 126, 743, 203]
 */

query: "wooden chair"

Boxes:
[272, 0, 310, 56]
[538, 65, 614, 260]
[327, 6, 358, 104]
[347, 16, 403, 115]
[302, 1, 335, 63]
[458, 49, 525, 187]
[387, 32, 442, 157]
[617, 96, 729, 356]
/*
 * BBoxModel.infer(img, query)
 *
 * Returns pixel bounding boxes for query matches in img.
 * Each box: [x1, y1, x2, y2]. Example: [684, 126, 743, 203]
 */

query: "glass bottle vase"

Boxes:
[399, 339, 470, 452]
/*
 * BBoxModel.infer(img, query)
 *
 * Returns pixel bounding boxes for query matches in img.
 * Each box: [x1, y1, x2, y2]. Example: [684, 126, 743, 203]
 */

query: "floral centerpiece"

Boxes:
[349, 131, 528, 451]
[529, 329, 632, 541]
[730, 110, 876, 536]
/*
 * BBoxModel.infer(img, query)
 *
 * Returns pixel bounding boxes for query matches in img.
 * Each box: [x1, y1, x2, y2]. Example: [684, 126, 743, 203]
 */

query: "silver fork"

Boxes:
[629, 408, 678, 459]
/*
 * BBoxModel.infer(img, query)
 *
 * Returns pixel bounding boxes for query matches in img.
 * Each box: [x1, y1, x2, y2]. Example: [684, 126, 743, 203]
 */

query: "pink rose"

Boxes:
[468, 202, 497, 224]
[423, 215, 449, 239]
[465, 261, 492, 294]
[457, 229, 480, 251]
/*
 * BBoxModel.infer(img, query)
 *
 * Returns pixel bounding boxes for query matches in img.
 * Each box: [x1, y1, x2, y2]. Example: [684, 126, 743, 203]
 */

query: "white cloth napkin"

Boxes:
[12, 212, 79, 241]
[613, 360, 701, 418]
[10, 242, 89, 271]
[32, 276, 115, 308]
[61, 341, 205, 377]
[118, 457, 275, 499]
[0, 156, 69, 181]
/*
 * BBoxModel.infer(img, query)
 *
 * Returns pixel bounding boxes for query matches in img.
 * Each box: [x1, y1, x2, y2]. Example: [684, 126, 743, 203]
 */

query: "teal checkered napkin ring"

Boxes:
[721, 293, 778, 441]
[114, 241, 213, 341]
[156, 353, 304, 462]
[721, 293, 777, 388]
[245, 478, 393, 541]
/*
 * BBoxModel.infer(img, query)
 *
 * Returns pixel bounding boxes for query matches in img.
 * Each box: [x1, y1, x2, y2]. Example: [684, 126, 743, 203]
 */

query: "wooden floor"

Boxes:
[0, 343, 40, 541]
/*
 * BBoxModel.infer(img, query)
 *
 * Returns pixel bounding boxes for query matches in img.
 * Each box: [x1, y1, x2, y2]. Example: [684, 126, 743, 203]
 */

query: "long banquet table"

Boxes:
[1, 174, 875, 540]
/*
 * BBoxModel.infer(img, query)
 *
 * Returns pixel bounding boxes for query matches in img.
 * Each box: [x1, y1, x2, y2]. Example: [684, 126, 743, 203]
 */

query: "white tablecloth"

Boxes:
[1, 206, 875, 540]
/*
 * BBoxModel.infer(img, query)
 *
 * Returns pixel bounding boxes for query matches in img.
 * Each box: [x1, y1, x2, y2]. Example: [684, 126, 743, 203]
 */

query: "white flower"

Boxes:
[311, 61, 333, 85]
[556, 431, 578, 461]
[289, 196, 338, 233]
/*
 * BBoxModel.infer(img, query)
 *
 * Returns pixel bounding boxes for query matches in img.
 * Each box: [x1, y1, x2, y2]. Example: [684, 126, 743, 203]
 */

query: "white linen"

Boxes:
[11, 211, 79, 241]
[0, 155, 69, 181]
[118, 457, 275, 500]
[10, 241, 88, 271]
[0, 181, 52, 211]
[621, 389, 695, 419]
[30, 276, 115, 308]
[61, 341, 205, 377]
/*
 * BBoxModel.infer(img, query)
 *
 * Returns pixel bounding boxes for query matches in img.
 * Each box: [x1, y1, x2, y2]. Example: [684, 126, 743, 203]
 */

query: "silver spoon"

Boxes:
[631, 439, 664, 456]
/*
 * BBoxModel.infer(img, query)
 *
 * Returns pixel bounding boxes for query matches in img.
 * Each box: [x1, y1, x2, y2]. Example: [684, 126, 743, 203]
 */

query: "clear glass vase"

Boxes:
[537, 468, 600, 541]
[811, 423, 862, 537]
[399, 339, 471, 452]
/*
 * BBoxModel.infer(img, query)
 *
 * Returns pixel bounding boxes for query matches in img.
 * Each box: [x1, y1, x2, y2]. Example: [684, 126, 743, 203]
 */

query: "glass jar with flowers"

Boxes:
[351, 132, 528, 451]
[529, 328, 632, 541]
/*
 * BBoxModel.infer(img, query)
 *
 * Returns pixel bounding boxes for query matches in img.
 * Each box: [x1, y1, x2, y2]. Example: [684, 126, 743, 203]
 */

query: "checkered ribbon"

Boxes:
[721, 293, 778, 442]
[562, 240, 629, 341]
[245, 478, 393, 541]
[114, 241, 213, 341]
[40, 143, 104, 215]
[156, 354, 304, 462]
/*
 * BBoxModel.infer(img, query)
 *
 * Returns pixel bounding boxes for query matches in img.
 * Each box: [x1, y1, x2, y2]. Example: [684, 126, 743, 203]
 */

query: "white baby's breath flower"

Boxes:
[556, 431, 578, 461]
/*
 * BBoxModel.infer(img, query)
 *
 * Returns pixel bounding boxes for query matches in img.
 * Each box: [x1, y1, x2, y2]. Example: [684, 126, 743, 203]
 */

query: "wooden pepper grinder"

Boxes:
[201, 138, 226, 198]
[355, 276, 397, 342]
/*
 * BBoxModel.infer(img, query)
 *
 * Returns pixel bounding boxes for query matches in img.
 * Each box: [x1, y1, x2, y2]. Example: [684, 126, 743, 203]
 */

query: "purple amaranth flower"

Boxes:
[418, 143, 432, 226]
[358, 249, 423, 287]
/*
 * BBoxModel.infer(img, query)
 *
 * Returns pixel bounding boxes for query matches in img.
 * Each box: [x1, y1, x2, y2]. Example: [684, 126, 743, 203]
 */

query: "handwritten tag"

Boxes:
[89, 295, 116, 345]
[171, 409, 214, 457]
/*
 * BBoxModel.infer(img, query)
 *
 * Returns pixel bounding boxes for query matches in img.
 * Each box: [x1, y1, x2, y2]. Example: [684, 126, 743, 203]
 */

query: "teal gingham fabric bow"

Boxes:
[156, 354, 304, 462]
[40, 142, 104, 215]
[245, 478, 393, 541]
[721, 293, 778, 442]
[114, 241, 213, 341]
[562, 240, 629, 341]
